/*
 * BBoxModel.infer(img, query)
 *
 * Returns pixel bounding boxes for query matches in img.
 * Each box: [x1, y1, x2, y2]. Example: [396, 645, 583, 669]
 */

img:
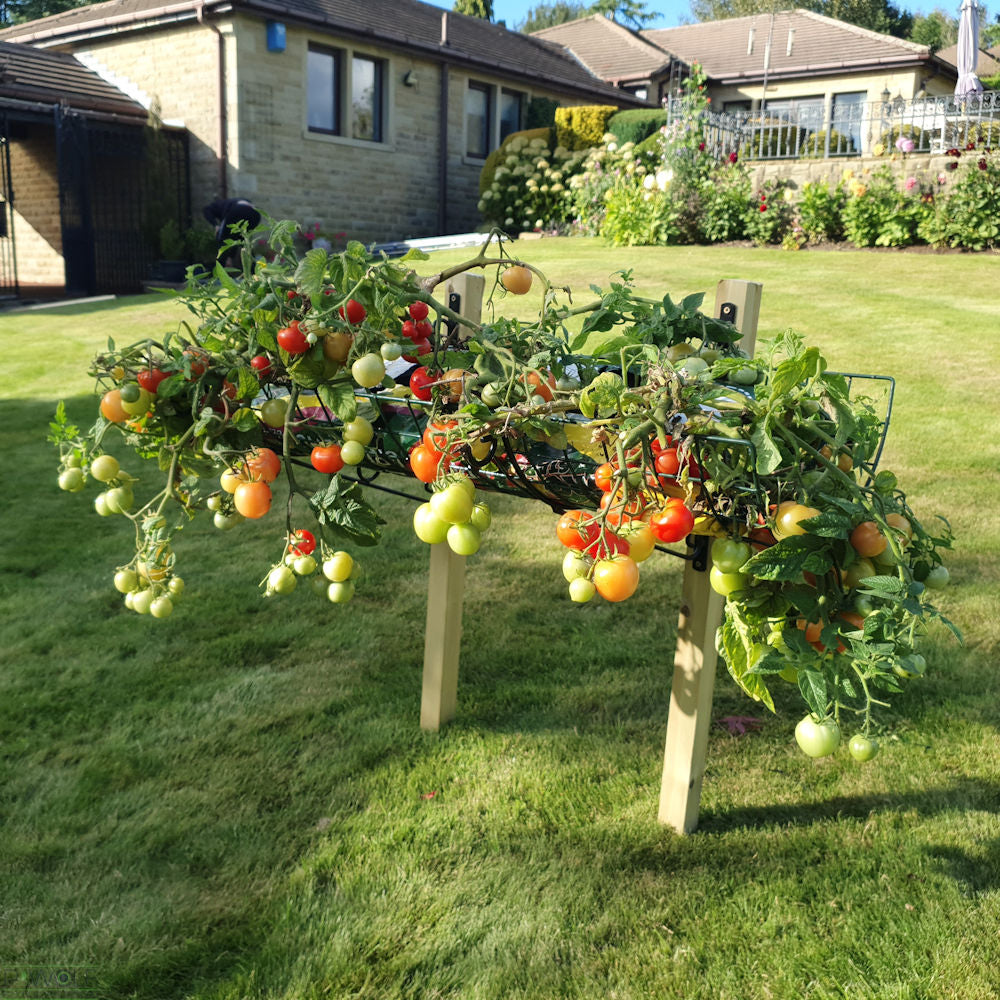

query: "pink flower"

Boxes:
[904, 177, 918, 191]
[895, 136, 915, 153]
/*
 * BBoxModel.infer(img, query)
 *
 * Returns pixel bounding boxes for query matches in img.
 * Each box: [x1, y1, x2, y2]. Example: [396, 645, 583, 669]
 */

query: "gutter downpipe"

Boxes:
[197, 1, 228, 198]
[438, 11, 448, 236]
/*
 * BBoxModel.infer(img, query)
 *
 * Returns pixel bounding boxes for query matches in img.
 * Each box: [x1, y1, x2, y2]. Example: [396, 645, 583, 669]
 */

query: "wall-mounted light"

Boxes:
[403, 70, 418, 88]
[881, 86, 891, 104]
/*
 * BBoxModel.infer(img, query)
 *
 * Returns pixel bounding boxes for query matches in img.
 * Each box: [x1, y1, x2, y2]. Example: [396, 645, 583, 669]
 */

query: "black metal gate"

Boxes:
[0, 114, 19, 297]
[55, 108, 189, 295]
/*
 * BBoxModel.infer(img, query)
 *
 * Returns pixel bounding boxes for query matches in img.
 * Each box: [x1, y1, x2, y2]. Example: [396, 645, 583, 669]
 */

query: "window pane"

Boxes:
[466, 83, 490, 158]
[307, 48, 338, 133]
[352, 56, 383, 142]
[832, 91, 866, 153]
[499, 90, 521, 142]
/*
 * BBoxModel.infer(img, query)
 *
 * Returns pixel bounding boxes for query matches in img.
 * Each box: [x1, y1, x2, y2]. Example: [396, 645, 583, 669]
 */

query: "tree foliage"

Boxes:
[0, 0, 89, 25]
[518, 0, 658, 32]
[908, 8, 957, 51]
[453, 0, 493, 19]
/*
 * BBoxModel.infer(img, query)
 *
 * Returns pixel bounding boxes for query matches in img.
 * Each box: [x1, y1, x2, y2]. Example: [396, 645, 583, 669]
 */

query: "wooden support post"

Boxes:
[658, 278, 762, 833]
[418, 276, 484, 731]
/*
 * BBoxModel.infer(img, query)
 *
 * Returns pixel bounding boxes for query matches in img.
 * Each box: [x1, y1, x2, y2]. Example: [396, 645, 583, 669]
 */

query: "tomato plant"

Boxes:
[277, 321, 309, 355]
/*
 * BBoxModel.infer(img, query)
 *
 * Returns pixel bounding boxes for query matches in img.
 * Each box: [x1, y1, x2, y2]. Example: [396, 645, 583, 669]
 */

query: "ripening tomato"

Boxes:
[183, 347, 210, 378]
[500, 264, 532, 295]
[619, 521, 656, 562]
[556, 510, 599, 552]
[594, 462, 616, 493]
[885, 513, 912, 546]
[277, 321, 310, 355]
[233, 480, 272, 519]
[592, 555, 639, 602]
[311, 443, 344, 474]
[220, 467, 247, 494]
[409, 444, 445, 483]
[850, 520, 887, 558]
[649, 500, 694, 543]
[100, 389, 129, 423]
[423, 420, 458, 454]
[245, 447, 281, 483]
[526, 370, 556, 402]
[773, 501, 822, 540]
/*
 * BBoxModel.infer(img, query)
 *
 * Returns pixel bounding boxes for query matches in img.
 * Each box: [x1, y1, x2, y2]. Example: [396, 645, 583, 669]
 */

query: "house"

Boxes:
[534, 10, 962, 153]
[0, 0, 645, 295]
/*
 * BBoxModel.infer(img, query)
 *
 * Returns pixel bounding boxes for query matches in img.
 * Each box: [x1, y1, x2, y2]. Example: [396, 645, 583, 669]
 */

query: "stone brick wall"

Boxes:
[9, 124, 64, 287]
[748, 153, 962, 194]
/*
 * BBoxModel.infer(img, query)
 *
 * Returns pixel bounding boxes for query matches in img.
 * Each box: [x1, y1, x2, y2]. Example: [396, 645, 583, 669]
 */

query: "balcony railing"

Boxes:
[663, 91, 1000, 161]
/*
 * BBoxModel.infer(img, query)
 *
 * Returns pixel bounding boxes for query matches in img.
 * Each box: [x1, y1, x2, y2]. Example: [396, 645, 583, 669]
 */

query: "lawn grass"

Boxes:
[1, 241, 998, 1000]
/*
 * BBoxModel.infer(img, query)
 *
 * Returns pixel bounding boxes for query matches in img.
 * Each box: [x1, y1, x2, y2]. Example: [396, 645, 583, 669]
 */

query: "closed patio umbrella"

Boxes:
[955, 0, 984, 96]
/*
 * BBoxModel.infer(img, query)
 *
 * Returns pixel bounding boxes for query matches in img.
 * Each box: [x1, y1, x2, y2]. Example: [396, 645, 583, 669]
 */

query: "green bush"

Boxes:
[634, 130, 663, 161]
[743, 179, 795, 246]
[601, 186, 679, 246]
[841, 165, 929, 247]
[554, 105, 618, 151]
[802, 128, 856, 157]
[479, 127, 553, 196]
[698, 163, 751, 242]
[798, 180, 846, 243]
[525, 96, 559, 130]
[920, 150, 1000, 249]
[607, 109, 667, 148]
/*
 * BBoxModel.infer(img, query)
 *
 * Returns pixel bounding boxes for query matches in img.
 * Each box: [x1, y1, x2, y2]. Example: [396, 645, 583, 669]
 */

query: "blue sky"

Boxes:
[426, 1, 968, 30]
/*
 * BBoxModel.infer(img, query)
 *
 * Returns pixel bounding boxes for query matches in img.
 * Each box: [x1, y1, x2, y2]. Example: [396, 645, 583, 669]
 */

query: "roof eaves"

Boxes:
[0, 0, 206, 43]
[714, 53, 935, 86]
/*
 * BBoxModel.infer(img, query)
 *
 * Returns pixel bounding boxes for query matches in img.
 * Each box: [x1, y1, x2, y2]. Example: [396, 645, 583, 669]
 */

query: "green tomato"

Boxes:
[167, 577, 184, 599]
[114, 568, 139, 594]
[94, 492, 114, 517]
[293, 555, 317, 577]
[480, 383, 502, 408]
[259, 397, 288, 429]
[150, 595, 174, 619]
[214, 510, 243, 531]
[206, 494, 223, 512]
[343, 417, 374, 446]
[872, 545, 898, 570]
[268, 565, 297, 595]
[843, 557, 876, 588]
[340, 439, 365, 466]
[413, 503, 449, 544]
[794, 715, 841, 758]
[853, 593, 876, 616]
[709, 565, 749, 596]
[446, 522, 481, 556]
[322, 551, 354, 583]
[131, 589, 154, 615]
[469, 501, 492, 533]
[848, 734, 879, 762]
[120, 386, 152, 416]
[711, 537, 752, 573]
[729, 365, 759, 386]
[381, 342, 404, 362]
[327, 580, 355, 604]
[430, 483, 474, 525]
[568, 577, 596, 603]
[58, 467, 86, 492]
[310, 574, 330, 596]
[105, 486, 134, 514]
[562, 550, 591, 582]
[90, 454, 120, 482]
[351, 353, 385, 389]
[923, 565, 950, 589]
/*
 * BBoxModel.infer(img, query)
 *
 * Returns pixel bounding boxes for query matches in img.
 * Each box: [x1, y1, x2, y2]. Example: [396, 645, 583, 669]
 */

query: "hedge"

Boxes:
[555, 105, 618, 151]
[607, 108, 667, 147]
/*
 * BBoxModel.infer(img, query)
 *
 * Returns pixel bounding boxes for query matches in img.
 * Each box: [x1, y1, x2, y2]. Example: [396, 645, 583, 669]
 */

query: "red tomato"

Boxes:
[408, 301, 429, 321]
[594, 462, 616, 493]
[250, 355, 272, 378]
[137, 367, 170, 394]
[277, 321, 309, 355]
[409, 367, 436, 401]
[339, 299, 367, 325]
[414, 319, 433, 340]
[583, 531, 629, 559]
[649, 500, 695, 543]
[310, 443, 344, 474]
[288, 529, 316, 556]
[423, 420, 458, 454]
[401, 320, 418, 341]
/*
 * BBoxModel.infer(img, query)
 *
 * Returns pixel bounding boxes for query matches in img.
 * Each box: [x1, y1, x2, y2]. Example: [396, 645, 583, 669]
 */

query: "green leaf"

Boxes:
[230, 408, 259, 433]
[797, 669, 828, 718]
[743, 535, 832, 582]
[295, 249, 330, 299]
[316, 381, 358, 423]
[858, 575, 906, 597]
[309, 477, 385, 546]
[717, 616, 776, 712]
[214, 260, 239, 293]
[156, 374, 188, 399]
[400, 247, 430, 262]
[798, 511, 851, 538]
[284, 345, 328, 389]
[749, 422, 783, 475]
[769, 356, 808, 399]
[873, 470, 898, 494]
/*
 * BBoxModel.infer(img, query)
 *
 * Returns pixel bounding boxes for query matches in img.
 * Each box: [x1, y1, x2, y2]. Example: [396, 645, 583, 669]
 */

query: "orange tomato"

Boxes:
[245, 447, 281, 483]
[409, 444, 446, 484]
[849, 521, 887, 558]
[100, 389, 129, 424]
[525, 370, 556, 402]
[593, 555, 640, 602]
[500, 264, 532, 295]
[233, 480, 272, 519]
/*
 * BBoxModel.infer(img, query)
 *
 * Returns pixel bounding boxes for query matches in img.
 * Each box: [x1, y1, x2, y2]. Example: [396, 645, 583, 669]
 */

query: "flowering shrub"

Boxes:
[743, 180, 795, 246]
[697, 161, 751, 242]
[918, 144, 1000, 250]
[841, 165, 932, 247]
[477, 133, 582, 233]
[797, 180, 846, 243]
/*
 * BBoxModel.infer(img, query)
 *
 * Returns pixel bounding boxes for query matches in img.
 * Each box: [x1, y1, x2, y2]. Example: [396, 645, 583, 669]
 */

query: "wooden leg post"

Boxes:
[418, 275, 484, 731]
[658, 278, 762, 833]
[421, 543, 466, 731]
